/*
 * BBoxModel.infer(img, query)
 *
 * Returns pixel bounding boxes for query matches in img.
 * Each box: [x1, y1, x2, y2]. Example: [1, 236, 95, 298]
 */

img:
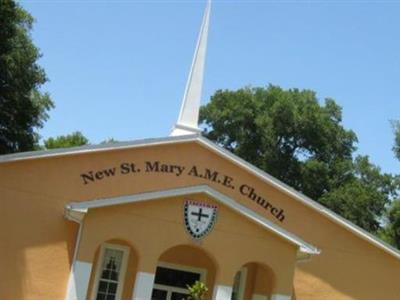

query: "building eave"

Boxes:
[2, 133, 400, 260]
[195, 136, 400, 261]
[0, 134, 200, 164]
[65, 184, 320, 256]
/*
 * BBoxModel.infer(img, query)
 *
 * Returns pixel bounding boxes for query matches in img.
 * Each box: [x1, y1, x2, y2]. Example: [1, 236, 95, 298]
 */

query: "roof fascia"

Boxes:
[65, 184, 320, 255]
[195, 136, 400, 260]
[0, 134, 200, 164]
[2, 133, 399, 259]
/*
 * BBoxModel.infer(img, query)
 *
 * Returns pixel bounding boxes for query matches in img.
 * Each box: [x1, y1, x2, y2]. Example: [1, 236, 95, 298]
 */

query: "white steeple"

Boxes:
[171, 0, 211, 136]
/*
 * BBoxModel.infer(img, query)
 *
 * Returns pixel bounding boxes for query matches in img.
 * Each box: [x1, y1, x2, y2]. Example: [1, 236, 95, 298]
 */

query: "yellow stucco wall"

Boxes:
[1, 140, 400, 299]
[242, 262, 274, 299]
[77, 194, 297, 299]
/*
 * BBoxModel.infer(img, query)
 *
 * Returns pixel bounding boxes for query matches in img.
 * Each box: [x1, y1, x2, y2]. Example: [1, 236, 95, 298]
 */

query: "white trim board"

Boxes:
[252, 295, 268, 300]
[132, 272, 155, 300]
[65, 260, 92, 300]
[236, 267, 247, 300]
[213, 285, 233, 300]
[271, 295, 291, 300]
[65, 185, 319, 255]
[2, 133, 400, 260]
[0, 134, 199, 163]
[91, 243, 130, 300]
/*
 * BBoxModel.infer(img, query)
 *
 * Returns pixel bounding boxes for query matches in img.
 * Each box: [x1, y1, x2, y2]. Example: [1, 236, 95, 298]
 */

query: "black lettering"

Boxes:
[95, 171, 104, 180]
[256, 196, 266, 206]
[103, 168, 116, 177]
[146, 161, 160, 172]
[222, 175, 234, 188]
[160, 164, 169, 172]
[248, 188, 257, 201]
[240, 184, 285, 222]
[130, 163, 139, 172]
[271, 207, 278, 216]
[276, 209, 285, 222]
[239, 184, 250, 195]
[120, 163, 130, 174]
[188, 166, 200, 177]
[81, 171, 95, 185]
[175, 165, 185, 176]
[204, 169, 219, 182]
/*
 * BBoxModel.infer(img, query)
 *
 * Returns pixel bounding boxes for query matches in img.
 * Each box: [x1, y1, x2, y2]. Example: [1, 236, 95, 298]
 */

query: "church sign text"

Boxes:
[80, 160, 285, 222]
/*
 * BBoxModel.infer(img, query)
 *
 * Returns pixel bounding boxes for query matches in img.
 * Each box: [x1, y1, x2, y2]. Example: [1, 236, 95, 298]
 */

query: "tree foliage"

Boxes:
[0, 0, 53, 154]
[320, 156, 395, 232]
[378, 123, 400, 249]
[200, 85, 398, 234]
[100, 138, 120, 144]
[380, 199, 400, 249]
[200, 85, 357, 199]
[42, 131, 89, 149]
[393, 120, 400, 161]
[386, 199, 400, 248]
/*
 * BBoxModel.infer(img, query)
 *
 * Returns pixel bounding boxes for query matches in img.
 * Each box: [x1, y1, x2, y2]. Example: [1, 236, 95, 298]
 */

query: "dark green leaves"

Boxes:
[392, 120, 400, 161]
[42, 131, 89, 150]
[0, 0, 54, 154]
[200, 85, 397, 236]
[320, 156, 395, 233]
[200, 85, 357, 200]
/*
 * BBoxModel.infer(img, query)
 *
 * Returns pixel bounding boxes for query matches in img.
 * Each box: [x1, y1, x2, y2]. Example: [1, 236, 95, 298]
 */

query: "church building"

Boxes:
[1, 1, 400, 300]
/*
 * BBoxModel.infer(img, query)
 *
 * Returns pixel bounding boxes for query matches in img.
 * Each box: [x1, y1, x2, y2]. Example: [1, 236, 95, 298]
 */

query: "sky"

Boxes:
[20, 0, 400, 174]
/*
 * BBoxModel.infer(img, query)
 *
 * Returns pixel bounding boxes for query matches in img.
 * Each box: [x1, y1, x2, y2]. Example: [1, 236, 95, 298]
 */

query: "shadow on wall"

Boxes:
[231, 262, 276, 300]
[4, 196, 78, 300]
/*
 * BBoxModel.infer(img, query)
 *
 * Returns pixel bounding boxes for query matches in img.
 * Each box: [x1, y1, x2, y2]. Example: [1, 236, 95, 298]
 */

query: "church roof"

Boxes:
[2, 133, 400, 261]
[65, 184, 321, 256]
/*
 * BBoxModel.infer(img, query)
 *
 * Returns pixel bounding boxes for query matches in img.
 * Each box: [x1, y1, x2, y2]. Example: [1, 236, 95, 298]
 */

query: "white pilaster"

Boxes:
[212, 285, 233, 300]
[65, 260, 93, 300]
[252, 294, 268, 300]
[132, 272, 155, 300]
[271, 295, 291, 300]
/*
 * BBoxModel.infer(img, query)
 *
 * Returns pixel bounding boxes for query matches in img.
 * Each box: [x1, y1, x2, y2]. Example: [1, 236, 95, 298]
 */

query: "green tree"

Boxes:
[392, 123, 400, 247]
[100, 138, 119, 144]
[320, 156, 396, 232]
[200, 85, 357, 200]
[380, 199, 400, 249]
[392, 120, 400, 161]
[379, 123, 400, 248]
[387, 199, 400, 248]
[200, 85, 396, 234]
[42, 131, 89, 149]
[0, 0, 53, 154]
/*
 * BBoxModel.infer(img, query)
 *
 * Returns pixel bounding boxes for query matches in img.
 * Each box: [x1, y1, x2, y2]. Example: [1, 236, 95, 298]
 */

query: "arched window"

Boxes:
[92, 243, 130, 300]
[231, 267, 247, 300]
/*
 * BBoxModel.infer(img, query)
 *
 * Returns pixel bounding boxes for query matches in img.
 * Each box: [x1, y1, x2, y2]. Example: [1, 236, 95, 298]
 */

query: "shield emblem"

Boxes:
[184, 200, 218, 240]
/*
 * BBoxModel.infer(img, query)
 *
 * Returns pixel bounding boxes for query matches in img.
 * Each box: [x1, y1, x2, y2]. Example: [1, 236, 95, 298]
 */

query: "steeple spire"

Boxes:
[171, 0, 211, 136]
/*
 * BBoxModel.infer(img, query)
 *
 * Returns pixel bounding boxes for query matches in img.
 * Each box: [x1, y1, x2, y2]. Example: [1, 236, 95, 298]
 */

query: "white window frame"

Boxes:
[232, 267, 247, 300]
[91, 243, 130, 300]
[152, 261, 207, 300]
